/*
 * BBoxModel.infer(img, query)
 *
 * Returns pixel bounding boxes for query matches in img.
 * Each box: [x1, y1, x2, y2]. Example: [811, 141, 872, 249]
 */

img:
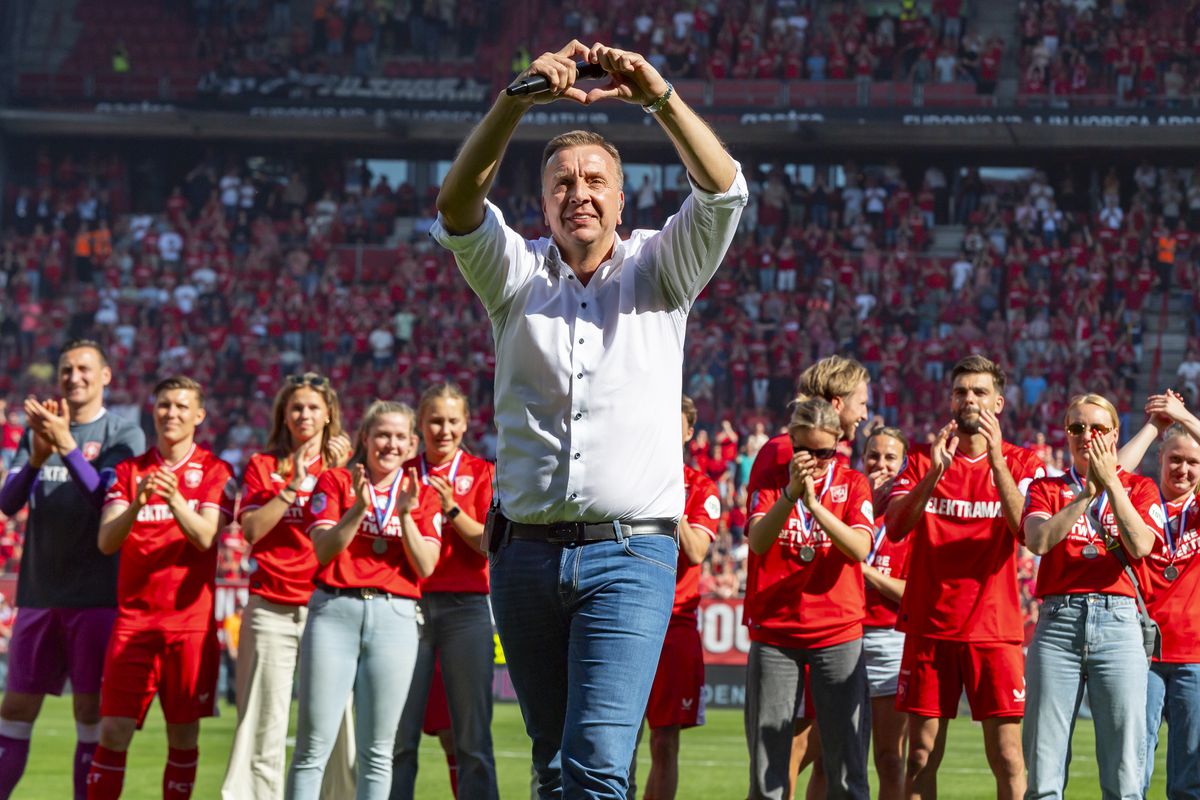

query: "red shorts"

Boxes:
[422, 661, 451, 736]
[895, 634, 1025, 721]
[99, 625, 219, 727]
[646, 620, 706, 729]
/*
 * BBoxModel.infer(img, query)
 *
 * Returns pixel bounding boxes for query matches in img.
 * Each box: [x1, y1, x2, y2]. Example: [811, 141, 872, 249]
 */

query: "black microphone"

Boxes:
[506, 61, 607, 96]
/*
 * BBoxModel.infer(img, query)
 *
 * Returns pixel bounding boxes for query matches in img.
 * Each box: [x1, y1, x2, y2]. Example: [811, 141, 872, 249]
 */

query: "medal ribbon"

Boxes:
[1068, 467, 1110, 545]
[365, 470, 404, 536]
[795, 465, 835, 547]
[1163, 492, 1194, 562]
[420, 449, 463, 488]
[866, 524, 887, 567]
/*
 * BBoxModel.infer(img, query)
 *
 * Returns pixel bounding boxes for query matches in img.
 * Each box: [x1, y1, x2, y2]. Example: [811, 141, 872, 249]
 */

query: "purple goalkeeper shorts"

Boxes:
[7, 607, 117, 695]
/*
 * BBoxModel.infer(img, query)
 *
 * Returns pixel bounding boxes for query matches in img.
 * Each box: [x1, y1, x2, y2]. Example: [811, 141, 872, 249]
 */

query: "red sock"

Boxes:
[446, 752, 458, 798]
[162, 748, 198, 799]
[86, 746, 126, 800]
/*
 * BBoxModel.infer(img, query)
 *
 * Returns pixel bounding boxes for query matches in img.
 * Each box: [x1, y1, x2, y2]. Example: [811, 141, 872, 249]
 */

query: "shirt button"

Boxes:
[577, 372, 583, 379]
[570, 493, 578, 500]
[581, 302, 588, 308]
[573, 453, 581, 460]
[574, 413, 582, 420]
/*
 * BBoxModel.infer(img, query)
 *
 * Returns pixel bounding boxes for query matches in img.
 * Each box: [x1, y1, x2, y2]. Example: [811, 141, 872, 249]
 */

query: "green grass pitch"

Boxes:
[11, 696, 1169, 797]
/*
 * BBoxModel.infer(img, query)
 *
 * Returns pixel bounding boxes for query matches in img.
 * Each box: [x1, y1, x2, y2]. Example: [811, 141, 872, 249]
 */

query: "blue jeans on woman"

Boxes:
[1024, 593, 1148, 800]
[287, 589, 420, 800]
[490, 533, 677, 800]
[391, 592, 499, 799]
[1144, 661, 1200, 799]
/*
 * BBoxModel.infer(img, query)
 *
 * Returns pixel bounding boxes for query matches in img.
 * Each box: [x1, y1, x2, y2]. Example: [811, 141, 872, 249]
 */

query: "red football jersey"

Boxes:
[1144, 495, 1200, 662]
[673, 465, 721, 621]
[407, 450, 494, 594]
[238, 451, 326, 606]
[103, 444, 236, 631]
[745, 461, 873, 649]
[1020, 469, 1162, 600]
[862, 518, 912, 629]
[305, 468, 436, 598]
[890, 442, 1045, 643]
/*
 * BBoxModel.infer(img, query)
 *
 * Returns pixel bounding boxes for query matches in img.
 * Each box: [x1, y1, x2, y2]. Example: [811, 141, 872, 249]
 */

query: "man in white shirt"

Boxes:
[431, 40, 746, 800]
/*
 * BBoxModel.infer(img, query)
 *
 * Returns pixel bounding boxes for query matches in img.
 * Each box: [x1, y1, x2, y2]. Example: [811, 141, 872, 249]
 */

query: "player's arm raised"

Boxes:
[586, 43, 736, 194]
[980, 408, 1025, 535]
[436, 41, 591, 235]
[886, 421, 958, 539]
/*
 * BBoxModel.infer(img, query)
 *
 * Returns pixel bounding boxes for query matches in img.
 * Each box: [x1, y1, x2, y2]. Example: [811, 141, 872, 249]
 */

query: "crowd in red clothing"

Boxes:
[1018, 0, 1200, 104]
[4, 149, 1200, 604]
[521, 0, 1001, 93]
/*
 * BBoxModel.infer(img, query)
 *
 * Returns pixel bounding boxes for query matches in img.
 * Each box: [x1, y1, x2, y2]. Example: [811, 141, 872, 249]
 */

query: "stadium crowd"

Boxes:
[0, 132, 1200, 796]
[1018, 0, 1200, 105]
[4, 146, 1200, 597]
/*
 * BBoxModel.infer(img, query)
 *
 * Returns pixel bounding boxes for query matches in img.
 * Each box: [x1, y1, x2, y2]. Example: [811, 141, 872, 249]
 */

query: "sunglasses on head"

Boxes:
[795, 446, 838, 460]
[1065, 422, 1112, 437]
[287, 374, 328, 389]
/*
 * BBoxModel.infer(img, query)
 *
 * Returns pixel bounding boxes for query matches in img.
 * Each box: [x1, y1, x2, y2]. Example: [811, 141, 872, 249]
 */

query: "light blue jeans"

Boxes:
[286, 589, 419, 800]
[1024, 593, 1148, 800]
[1144, 661, 1200, 799]
[490, 533, 677, 800]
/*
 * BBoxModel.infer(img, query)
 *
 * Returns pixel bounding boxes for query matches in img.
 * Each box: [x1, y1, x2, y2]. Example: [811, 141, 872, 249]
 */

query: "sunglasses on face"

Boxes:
[287, 374, 328, 389]
[1065, 422, 1112, 437]
[795, 446, 838, 460]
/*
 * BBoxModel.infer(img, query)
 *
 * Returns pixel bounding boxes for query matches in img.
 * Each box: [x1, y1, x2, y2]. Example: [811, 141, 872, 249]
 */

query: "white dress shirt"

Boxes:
[431, 168, 747, 524]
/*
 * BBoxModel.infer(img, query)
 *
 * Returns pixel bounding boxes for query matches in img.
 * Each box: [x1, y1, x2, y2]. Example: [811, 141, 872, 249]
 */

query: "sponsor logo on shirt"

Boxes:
[82, 441, 102, 461]
[455, 475, 474, 495]
[184, 469, 203, 489]
[831, 485, 848, 503]
[41, 466, 68, 483]
[923, 498, 1002, 519]
[137, 499, 199, 521]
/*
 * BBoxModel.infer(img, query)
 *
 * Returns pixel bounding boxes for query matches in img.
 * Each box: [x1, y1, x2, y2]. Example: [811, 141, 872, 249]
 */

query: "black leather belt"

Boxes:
[507, 518, 677, 545]
[315, 581, 403, 600]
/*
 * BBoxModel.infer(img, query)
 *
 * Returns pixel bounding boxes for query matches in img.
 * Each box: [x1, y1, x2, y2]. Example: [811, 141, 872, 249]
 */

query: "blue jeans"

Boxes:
[392, 592, 498, 800]
[1024, 594, 1148, 800]
[1144, 661, 1200, 799]
[490, 534, 677, 799]
[287, 589, 419, 800]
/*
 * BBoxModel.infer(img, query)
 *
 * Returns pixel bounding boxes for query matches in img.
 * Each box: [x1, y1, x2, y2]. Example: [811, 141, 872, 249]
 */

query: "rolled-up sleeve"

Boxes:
[640, 164, 749, 309]
[430, 200, 542, 318]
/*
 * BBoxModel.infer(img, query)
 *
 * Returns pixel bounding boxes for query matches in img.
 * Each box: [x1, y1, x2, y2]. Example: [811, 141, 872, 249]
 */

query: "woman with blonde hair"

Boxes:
[223, 373, 355, 800]
[1021, 392, 1162, 799]
[287, 400, 439, 799]
[391, 383, 498, 799]
[744, 395, 874, 799]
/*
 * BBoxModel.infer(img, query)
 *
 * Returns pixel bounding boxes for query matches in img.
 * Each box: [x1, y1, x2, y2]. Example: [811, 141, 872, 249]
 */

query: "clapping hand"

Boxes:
[1085, 430, 1120, 494]
[931, 421, 960, 475]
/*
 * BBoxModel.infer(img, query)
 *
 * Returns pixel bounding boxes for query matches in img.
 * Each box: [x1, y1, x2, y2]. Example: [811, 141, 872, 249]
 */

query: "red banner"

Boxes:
[698, 597, 750, 666]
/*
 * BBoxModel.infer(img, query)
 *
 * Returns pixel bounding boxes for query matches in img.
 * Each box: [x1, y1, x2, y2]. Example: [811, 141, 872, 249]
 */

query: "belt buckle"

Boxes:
[361, 587, 378, 600]
[549, 522, 583, 544]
